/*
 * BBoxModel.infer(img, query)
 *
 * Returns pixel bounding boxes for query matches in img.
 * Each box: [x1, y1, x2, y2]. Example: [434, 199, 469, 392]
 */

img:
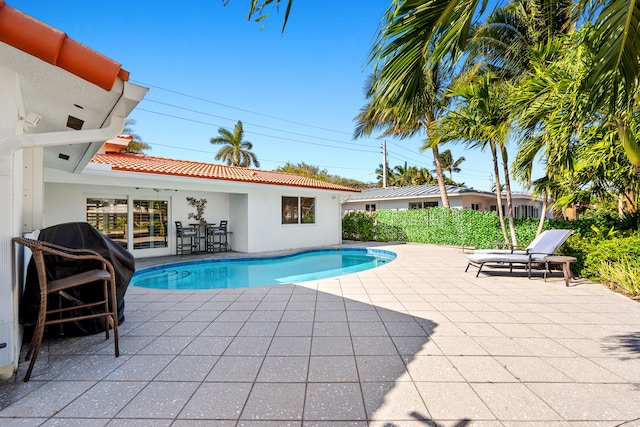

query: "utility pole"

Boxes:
[382, 141, 388, 188]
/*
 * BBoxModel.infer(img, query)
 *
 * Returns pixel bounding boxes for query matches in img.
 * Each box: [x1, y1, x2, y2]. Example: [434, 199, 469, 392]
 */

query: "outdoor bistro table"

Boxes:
[543, 255, 577, 287]
[189, 222, 215, 253]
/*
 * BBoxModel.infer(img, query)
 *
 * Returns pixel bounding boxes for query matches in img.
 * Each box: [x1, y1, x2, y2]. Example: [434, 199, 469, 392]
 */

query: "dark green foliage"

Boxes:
[342, 211, 376, 241]
[618, 211, 640, 232]
[562, 234, 640, 280]
[546, 211, 640, 238]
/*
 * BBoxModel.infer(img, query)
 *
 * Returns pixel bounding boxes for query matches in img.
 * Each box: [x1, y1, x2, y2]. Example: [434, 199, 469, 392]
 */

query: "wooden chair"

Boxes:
[13, 237, 119, 381]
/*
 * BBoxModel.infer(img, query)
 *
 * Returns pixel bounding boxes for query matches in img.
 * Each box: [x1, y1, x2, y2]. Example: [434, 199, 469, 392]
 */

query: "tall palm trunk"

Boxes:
[432, 145, 451, 208]
[500, 145, 518, 247]
[536, 189, 547, 237]
[490, 140, 509, 244]
[425, 115, 450, 208]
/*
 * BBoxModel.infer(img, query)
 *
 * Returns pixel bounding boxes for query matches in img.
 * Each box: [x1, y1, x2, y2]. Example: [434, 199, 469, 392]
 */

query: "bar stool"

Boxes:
[211, 220, 229, 252]
[175, 221, 198, 255]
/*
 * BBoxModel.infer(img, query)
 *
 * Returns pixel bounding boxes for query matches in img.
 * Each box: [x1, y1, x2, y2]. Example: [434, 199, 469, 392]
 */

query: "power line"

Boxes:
[134, 81, 455, 171]
[136, 109, 379, 154]
[145, 142, 374, 174]
[133, 80, 367, 137]
[142, 98, 377, 149]
[131, 80, 489, 186]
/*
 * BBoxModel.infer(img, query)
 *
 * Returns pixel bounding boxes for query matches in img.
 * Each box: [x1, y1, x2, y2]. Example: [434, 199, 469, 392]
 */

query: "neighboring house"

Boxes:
[45, 140, 359, 257]
[341, 185, 546, 219]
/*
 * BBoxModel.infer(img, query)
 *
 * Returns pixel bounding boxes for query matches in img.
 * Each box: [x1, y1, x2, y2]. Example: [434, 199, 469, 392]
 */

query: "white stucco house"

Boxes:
[0, 2, 358, 378]
[46, 138, 359, 257]
[341, 185, 546, 219]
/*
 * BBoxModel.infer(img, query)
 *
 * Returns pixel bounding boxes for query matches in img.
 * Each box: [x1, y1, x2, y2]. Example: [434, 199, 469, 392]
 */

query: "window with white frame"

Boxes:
[365, 204, 376, 213]
[86, 198, 128, 248]
[282, 196, 315, 224]
[133, 200, 168, 249]
[86, 198, 169, 250]
[409, 201, 438, 209]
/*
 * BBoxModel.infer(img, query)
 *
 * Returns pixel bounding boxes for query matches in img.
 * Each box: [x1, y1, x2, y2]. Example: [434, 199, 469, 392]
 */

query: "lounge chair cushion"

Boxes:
[467, 253, 534, 264]
[472, 230, 573, 256]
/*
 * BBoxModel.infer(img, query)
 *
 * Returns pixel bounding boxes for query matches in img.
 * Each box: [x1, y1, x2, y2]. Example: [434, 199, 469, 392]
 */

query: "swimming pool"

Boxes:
[131, 248, 396, 290]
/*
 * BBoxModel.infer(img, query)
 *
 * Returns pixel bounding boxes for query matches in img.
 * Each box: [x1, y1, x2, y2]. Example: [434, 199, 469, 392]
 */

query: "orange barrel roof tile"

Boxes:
[91, 153, 361, 192]
[0, 0, 129, 90]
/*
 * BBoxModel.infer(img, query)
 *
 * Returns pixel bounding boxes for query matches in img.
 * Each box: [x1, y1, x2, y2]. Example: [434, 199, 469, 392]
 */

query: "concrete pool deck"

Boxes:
[1, 242, 639, 426]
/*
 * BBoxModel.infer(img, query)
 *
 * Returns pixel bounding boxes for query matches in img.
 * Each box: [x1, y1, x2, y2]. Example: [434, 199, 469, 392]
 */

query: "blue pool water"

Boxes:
[131, 248, 396, 290]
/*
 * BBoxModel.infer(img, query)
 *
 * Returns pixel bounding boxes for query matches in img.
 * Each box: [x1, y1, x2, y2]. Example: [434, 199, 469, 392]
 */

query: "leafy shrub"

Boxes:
[563, 234, 640, 278]
[342, 211, 375, 241]
[598, 257, 640, 296]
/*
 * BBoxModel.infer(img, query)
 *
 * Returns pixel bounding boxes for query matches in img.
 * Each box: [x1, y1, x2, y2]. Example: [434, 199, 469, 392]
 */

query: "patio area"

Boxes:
[1, 242, 639, 426]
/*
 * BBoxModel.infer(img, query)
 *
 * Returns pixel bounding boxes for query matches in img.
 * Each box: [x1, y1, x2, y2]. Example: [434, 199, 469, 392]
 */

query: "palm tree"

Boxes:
[390, 162, 415, 187]
[435, 73, 514, 245]
[121, 119, 150, 154]
[354, 65, 452, 207]
[466, 0, 578, 78]
[510, 35, 585, 222]
[437, 149, 465, 182]
[245, 0, 294, 32]
[210, 120, 260, 168]
[375, 162, 393, 187]
[366, 0, 640, 179]
[413, 167, 436, 185]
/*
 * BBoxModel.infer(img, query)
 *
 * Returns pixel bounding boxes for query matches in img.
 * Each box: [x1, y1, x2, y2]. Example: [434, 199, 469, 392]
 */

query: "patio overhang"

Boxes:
[0, 1, 147, 379]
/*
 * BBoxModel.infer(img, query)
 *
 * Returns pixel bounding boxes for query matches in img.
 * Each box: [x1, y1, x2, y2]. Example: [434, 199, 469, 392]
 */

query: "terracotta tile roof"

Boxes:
[91, 153, 361, 193]
[0, 1, 129, 90]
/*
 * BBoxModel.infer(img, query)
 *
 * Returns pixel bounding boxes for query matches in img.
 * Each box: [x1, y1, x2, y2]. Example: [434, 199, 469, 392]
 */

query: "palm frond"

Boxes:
[589, 0, 640, 107]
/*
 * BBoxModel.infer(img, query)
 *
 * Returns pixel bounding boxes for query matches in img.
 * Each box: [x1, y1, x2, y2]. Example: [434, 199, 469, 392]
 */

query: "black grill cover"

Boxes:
[21, 222, 135, 336]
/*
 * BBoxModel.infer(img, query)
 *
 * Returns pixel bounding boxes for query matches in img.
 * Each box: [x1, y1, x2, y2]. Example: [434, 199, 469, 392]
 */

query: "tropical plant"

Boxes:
[375, 162, 393, 187]
[354, 66, 452, 207]
[276, 162, 371, 189]
[243, 0, 294, 32]
[466, 0, 578, 78]
[598, 257, 640, 297]
[436, 149, 465, 181]
[586, 0, 640, 179]
[590, 224, 619, 240]
[364, 0, 640, 181]
[390, 162, 415, 187]
[210, 120, 260, 168]
[433, 72, 515, 245]
[121, 119, 150, 154]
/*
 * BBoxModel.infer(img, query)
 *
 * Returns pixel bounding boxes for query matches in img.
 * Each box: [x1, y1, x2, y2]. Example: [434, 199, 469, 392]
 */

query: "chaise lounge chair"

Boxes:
[465, 229, 573, 278]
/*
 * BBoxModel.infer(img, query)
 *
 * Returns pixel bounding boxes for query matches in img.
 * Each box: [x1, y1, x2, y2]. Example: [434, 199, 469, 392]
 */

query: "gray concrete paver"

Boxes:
[1, 243, 639, 426]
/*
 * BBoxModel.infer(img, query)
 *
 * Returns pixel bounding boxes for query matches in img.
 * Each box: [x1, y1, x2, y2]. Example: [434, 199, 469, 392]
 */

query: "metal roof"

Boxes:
[341, 184, 494, 201]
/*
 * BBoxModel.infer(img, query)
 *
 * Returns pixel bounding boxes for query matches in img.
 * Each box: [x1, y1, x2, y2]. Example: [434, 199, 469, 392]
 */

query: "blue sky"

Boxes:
[14, 0, 527, 191]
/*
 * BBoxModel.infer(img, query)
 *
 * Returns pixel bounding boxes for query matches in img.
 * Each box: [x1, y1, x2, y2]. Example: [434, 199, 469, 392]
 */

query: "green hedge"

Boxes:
[343, 208, 544, 249]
